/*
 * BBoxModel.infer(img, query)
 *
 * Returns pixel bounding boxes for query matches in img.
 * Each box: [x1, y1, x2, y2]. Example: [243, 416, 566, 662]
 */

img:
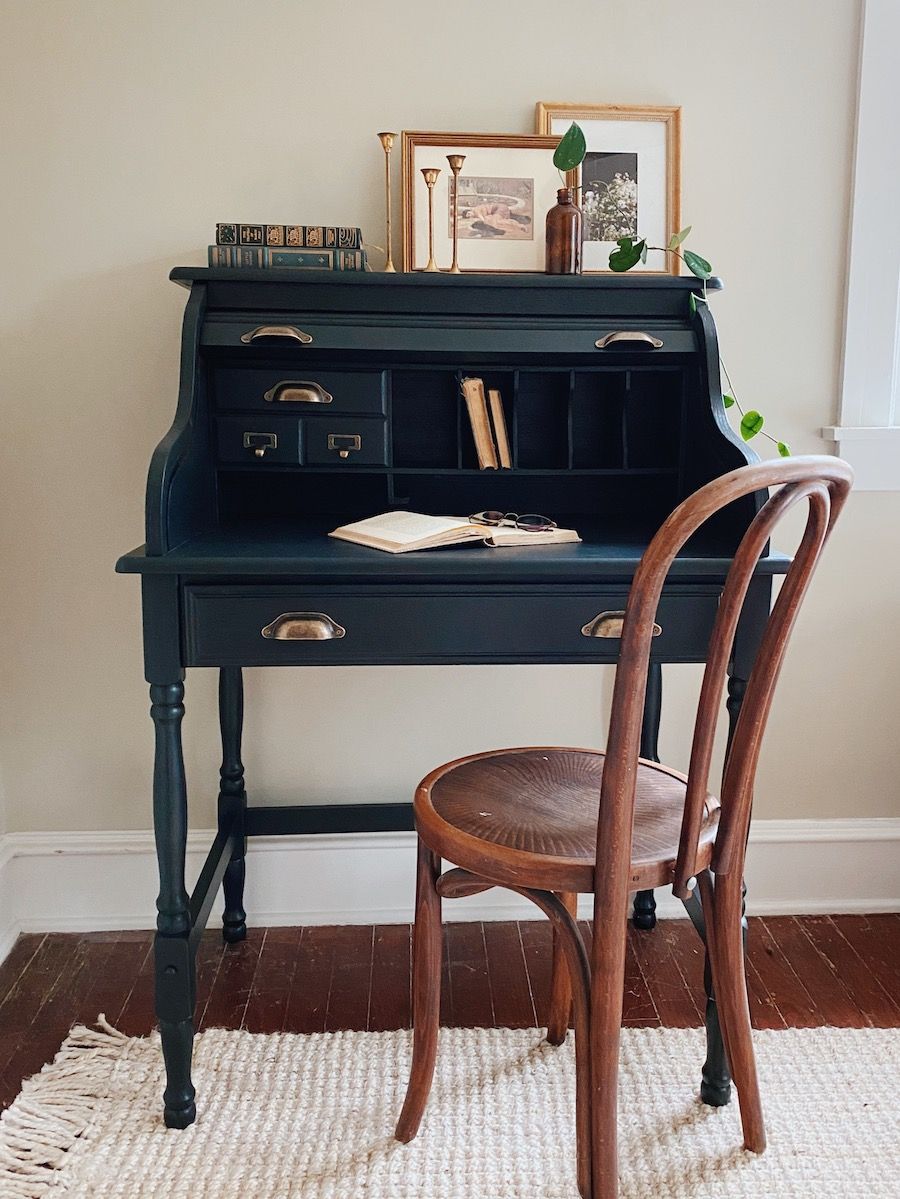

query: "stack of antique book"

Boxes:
[461, 377, 512, 469]
[209, 224, 367, 270]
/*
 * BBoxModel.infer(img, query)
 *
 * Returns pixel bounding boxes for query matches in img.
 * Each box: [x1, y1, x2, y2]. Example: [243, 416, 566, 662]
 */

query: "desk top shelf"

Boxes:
[118, 269, 771, 581]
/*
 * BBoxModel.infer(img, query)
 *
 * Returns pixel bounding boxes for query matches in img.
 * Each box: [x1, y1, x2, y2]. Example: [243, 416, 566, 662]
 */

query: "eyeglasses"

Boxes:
[469, 510, 557, 533]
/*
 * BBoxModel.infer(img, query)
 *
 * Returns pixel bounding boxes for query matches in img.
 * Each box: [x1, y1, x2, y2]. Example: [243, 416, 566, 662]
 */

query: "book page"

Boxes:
[332, 512, 471, 546]
[487, 524, 581, 547]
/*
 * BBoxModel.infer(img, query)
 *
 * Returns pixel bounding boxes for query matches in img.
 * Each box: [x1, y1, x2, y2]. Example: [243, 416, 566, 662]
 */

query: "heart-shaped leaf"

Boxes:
[777, 441, 791, 457]
[683, 249, 713, 280]
[668, 225, 692, 250]
[608, 237, 645, 272]
[723, 394, 735, 408]
[740, 410, 764, 441]
[553, 122, 587, 172]
[688, 292, 697, 315]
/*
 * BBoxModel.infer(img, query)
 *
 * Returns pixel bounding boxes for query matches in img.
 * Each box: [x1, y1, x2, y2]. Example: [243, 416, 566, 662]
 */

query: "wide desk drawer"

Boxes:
[183, 585, 720, 667]
[213, 367, 386, 414]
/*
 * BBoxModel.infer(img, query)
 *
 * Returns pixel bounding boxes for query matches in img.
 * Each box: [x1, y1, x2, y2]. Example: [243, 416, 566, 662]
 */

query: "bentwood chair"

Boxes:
[394, 457, 853, 1199]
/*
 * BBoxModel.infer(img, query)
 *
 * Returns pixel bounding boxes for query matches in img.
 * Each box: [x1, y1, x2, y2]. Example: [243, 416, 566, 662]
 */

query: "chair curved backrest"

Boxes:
[594, 456, 853, 907]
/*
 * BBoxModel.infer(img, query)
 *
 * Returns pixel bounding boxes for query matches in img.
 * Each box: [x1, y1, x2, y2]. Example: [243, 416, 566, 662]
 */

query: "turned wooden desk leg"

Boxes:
[633, 660, 662, 930]
[219, 667, 247, 944]
[150, 680, 196, 1129]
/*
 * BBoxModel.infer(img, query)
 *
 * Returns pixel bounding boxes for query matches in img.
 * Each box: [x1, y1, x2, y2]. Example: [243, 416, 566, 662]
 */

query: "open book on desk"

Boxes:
[329, 512, 581, 554]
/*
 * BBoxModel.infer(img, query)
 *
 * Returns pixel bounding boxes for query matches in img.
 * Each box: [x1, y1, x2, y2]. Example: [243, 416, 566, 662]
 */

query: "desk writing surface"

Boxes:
[117, 518, 791, 583]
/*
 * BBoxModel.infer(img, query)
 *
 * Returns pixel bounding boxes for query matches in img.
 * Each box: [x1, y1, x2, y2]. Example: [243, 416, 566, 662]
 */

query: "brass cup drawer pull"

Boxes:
[240, 325, 313, 345]
[327, 433, 362, 459]
[243, 431, 277, 458]
[581, 610, 662, 639]
[264, 380, 333, 404]
[595, 331, 664, 350]
[261, 612, 346, 640]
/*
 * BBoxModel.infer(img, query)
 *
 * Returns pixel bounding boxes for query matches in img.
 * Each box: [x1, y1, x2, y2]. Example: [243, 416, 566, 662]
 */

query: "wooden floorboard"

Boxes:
[1, 914, 898, 1110]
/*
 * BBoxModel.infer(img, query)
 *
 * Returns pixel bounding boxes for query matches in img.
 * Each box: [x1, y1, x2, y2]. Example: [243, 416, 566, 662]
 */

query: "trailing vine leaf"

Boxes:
[740, 410, 764, 441]
[683, 249, 713, 280]
[609, 237, 645, 272]
[668, 226, 692, 250]
[606, 224, 791, 456]
[553, 122, 587, 172]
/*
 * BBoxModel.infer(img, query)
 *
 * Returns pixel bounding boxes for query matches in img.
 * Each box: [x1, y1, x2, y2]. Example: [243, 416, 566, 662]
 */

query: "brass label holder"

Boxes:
[327, 433, 362, 459]
[243, 431, 278, 459]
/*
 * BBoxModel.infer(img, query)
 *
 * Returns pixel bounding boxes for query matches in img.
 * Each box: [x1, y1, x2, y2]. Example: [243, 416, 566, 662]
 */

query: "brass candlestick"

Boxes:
[377, 131, 397, 272]
[420, 167, 441, 272]
[446, 154, 466, 273]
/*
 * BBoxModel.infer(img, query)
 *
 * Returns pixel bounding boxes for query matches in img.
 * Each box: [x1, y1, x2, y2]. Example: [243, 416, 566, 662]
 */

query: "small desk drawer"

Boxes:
[217, 416, 302, 465]
[183, 585, 721, 667]
[213, 368, 386, 414]
[305, 417, 388, 466]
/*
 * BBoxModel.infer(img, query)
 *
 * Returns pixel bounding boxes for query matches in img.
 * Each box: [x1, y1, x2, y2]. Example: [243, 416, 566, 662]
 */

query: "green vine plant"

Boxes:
[608, 226, 790, 457]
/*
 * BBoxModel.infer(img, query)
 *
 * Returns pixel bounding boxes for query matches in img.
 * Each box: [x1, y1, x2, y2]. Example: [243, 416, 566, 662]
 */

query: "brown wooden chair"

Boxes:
[394, 456, 853, 1199]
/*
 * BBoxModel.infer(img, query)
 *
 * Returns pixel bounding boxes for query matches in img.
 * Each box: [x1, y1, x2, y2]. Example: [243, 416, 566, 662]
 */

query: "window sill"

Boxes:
[821, 426, 900, 490]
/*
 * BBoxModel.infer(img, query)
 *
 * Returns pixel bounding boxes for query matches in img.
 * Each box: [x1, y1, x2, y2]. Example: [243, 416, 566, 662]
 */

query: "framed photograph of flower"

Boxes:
[401, 132, 561, 273]
[534, 103, 681, 274]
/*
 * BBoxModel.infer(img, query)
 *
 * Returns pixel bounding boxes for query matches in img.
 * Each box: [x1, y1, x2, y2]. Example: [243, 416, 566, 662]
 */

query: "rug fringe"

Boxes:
[0, 1015, 148, 1197]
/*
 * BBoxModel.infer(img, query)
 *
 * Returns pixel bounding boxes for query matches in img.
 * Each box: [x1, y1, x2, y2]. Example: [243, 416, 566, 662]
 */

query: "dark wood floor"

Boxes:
[0, 914, 898, 1111]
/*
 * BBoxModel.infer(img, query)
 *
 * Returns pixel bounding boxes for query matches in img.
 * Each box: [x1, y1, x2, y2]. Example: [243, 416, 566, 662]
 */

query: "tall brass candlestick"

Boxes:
[377, 131, 397, 272]
[420, 168, 441, 272]
[446, 154, 466, 273]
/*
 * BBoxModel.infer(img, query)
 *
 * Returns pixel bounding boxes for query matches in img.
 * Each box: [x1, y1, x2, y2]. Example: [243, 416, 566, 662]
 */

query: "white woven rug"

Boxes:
[0, 1021, 897, 1198]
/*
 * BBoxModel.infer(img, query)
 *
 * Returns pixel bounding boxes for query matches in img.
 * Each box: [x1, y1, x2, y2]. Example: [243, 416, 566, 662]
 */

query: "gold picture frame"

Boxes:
[401, 131, 561, 273]
[535, 103, 681, 275]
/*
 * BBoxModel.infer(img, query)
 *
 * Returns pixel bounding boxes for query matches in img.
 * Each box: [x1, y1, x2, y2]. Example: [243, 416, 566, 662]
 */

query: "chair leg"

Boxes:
[589, 907, 628, 1199]
[546, 891, 578, 1045]
[518, 888, 593, 1199]
[701, 870, 766, 1153]
[395, 839, 443, 1143]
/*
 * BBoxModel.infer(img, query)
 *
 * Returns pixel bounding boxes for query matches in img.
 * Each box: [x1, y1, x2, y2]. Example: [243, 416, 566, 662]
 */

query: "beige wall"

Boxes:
[1, 0, 894, 836]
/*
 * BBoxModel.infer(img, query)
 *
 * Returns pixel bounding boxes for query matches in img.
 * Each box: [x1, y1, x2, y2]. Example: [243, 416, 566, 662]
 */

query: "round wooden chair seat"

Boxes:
[414, 747, 720, 894]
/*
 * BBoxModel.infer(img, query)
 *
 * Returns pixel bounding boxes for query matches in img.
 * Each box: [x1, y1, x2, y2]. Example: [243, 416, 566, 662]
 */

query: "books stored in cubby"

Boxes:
[208, 246, 368, 271]
[329, 511, 580, 554]
[460, 377, 498, 469]
[216, 223, 363, 248]
[487, 388, 512, 468]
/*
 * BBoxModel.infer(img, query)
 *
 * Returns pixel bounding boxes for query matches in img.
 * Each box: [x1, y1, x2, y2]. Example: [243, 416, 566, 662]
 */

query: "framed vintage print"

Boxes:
[535, 103, 681, 274]
[401, 132, 561, 273]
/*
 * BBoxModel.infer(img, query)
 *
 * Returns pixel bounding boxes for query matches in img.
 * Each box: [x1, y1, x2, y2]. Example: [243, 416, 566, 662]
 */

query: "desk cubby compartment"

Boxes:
[217, 415, 302, 465]
[514, 371, 569, 469]
[391, 370, 459, 468]
[571, 372, 627, 469]
[213, 367, 386, 414]
[305, 416, 388, 466]
[625, 370, 684, 468]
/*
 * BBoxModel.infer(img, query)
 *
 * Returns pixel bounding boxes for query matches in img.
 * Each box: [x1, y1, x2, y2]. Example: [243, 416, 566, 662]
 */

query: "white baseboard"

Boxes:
[0, 819, 897, 961]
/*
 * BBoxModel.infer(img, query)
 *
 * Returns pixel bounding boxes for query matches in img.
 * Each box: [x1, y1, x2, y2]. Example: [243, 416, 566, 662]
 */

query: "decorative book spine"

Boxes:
[460, 378, 498, 470]
[488, 389, 512, 469]
[208, 246, 368, 271]
[216, 224, 363, 249]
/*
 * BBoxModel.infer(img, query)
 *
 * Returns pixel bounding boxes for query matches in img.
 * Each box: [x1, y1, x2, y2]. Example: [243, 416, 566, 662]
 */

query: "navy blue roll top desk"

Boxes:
[117, 269, 788, 1127]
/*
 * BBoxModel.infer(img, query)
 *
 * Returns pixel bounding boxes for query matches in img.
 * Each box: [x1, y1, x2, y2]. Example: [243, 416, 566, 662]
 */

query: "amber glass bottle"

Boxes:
[545, 187, 583, 274]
